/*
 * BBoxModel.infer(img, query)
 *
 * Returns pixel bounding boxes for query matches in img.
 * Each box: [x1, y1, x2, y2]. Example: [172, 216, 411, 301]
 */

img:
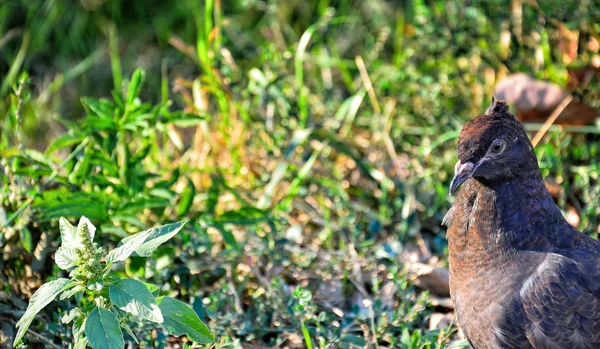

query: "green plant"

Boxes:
[292, 286, 317, 349]
[3, 0, 600, 347]
[13, 216, 214, 348]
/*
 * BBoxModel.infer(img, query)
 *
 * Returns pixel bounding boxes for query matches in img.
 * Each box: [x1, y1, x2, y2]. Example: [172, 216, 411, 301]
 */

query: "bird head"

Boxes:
[449, 98, 539, 195]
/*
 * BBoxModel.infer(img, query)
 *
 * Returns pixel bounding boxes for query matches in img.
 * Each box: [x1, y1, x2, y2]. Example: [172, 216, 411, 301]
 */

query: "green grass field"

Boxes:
[1, 1, 599, 348]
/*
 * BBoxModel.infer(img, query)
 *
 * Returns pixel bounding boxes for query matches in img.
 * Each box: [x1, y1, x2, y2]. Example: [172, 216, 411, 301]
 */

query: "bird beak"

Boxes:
[449, 160, 475, 195]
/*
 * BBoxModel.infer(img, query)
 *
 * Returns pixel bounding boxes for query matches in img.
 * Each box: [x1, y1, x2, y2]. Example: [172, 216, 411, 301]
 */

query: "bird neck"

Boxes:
[448, 170, 571, 262]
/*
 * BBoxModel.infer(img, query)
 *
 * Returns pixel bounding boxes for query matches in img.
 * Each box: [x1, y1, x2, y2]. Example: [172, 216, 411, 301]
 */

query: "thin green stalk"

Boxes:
[1, 32, 29, 96]
[108, 23, 122, 91]
[300, 320, 313, 349]
[204, 0, 214, 47]
[213, 0, 223, 54]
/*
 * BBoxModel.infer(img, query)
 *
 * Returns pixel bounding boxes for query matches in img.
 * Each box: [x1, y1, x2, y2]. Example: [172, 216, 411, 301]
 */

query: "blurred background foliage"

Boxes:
[1, 0, 599, 348]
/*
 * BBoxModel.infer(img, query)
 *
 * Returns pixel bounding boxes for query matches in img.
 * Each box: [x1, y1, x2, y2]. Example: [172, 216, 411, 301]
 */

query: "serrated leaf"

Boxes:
[105, 228, 153, 263]
[158, 296, 214, 344]
[14, 278, 73, 347]
[85, 307, 124, 349]
[117, 221, 186, 258]
[55, 247, 78, 270]
[109, 279, 163, 323]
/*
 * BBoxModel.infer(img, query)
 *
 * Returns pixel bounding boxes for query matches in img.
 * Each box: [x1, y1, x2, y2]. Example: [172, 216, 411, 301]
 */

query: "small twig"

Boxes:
[346, 242, 369, 298]
[531, 95, 573, 147]
[367, 303, 380, 349]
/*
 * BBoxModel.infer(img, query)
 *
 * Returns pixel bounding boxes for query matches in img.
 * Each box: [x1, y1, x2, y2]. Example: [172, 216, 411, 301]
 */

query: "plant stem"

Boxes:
[300, 320, 313, 349]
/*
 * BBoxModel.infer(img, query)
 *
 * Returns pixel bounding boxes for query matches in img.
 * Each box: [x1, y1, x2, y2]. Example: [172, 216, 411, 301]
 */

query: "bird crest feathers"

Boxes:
[485, 96, 509, 116]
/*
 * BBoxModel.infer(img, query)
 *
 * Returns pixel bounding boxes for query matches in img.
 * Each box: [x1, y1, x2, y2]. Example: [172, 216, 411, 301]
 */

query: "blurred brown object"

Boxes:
[566, 66, 599, 90]
[494, 73, 598, 125]
[408, 262, 450, 298]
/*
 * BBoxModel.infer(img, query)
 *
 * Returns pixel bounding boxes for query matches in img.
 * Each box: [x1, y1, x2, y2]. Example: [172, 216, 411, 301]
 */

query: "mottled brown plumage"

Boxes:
[444, 98, 600, 349]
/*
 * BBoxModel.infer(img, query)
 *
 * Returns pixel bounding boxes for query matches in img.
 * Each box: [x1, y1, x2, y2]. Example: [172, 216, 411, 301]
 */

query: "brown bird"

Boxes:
[444, 98, 600, 349]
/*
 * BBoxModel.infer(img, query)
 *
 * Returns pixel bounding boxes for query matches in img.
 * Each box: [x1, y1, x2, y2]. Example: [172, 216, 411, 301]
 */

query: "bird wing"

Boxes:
[518, 252, 600, 348]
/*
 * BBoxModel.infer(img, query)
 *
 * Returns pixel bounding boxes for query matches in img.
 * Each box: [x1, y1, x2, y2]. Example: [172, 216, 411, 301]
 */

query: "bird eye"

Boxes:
[490, 140, 505, 154]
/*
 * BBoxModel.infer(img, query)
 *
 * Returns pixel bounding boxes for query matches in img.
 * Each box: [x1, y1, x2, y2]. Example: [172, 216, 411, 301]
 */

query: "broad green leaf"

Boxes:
[85, 307, 124, 349]
[158, 296, 214, 344]
[20, 227, 32, 253]
[105, 228, 153, 263]
[35, 192, 109, 222]
[55, 247, 78, 270]
[109, 279, 163, 323]
[14, 278, 73, 347]
[117, 221, 186, 258]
